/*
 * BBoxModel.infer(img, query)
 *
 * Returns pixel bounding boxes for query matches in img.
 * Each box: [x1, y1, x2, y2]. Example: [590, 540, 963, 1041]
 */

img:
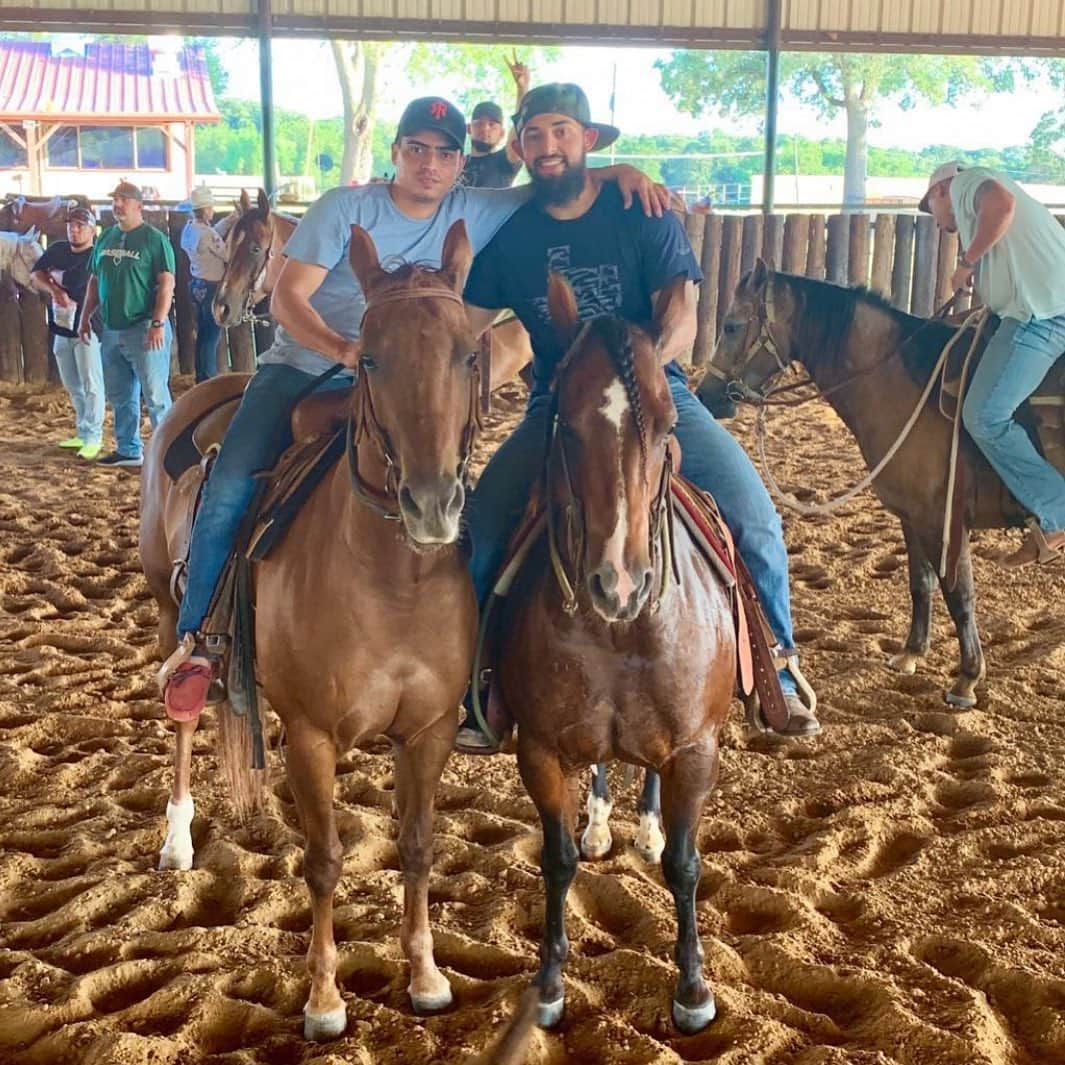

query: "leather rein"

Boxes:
[545, 322, 676, 616]
[345, 285, 480, 522]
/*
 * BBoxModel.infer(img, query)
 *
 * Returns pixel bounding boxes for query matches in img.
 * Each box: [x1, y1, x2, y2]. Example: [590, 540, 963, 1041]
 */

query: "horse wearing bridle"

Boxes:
[212, 188, 297, 327]
[495, 274, 736, 1034]
[141, 221, 481, 1043]
[698, 261, 1065, 708]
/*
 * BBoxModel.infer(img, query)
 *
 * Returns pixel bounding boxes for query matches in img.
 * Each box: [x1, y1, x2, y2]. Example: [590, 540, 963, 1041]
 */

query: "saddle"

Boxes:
[476, 477, 791, 733]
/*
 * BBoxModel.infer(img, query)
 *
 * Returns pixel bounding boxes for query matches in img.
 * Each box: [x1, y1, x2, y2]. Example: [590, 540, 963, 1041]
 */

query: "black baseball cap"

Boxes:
[471, 101, 504, 124]
[513, 83, 619, 151]
[395, 97, 466, 151]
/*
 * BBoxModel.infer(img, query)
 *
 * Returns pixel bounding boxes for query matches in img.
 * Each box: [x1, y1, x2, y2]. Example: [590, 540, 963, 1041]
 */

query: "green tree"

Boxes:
[656, 50, 1065, 205]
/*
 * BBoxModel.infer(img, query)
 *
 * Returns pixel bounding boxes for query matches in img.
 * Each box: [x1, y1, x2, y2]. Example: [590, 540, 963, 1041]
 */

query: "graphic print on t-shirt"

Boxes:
[532, 245, 622, 323]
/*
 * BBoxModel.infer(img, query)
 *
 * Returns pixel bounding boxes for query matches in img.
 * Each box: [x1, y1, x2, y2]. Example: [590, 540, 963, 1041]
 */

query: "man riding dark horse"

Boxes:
[456, 83, 820, 753]
[921, 161, 1065, 566]
[159, 94, 671, 718]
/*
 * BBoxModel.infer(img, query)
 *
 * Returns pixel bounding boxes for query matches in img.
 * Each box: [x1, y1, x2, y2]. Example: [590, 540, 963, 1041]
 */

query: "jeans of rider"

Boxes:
[464, 380, 800, 694]
[962, 313, 1065, 533]
[101, 320, 173, 461]
[176, 362, 354, 638]
[190, 278, 222, 383]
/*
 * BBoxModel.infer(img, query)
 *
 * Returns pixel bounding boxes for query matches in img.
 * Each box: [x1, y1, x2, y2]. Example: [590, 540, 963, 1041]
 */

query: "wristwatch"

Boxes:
[150, 319, 165, 328]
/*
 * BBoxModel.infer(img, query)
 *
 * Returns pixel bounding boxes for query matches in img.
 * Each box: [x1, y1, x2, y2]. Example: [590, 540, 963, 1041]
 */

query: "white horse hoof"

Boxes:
[944, 690, 977, 709]
[672, 995, 717, 1033]
[580, 793, 613, 861]
[157, 845, 193, 872]
[410, 984, 453, 1014]
[580, 830, 613, 861]
[633, 812, 665, 865]
[303, 1004, 347, 1041]
[537, 995, 565, 1029]
[887, 652, 919, 676]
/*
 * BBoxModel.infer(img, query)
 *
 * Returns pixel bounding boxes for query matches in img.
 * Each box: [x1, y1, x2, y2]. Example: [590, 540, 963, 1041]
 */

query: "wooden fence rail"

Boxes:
[3, 209, 1065, 382]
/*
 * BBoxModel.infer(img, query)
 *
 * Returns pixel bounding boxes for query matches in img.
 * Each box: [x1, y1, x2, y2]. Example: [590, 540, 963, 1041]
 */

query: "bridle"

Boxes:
[224, 213, 279, 325]
[545, 322, 676, 617]
[346, 285, 481, 522]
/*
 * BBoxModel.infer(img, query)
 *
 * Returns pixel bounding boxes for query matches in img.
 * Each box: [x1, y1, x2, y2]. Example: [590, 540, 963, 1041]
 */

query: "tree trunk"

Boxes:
[331, 40, 383, 185]
[843, 97, 869, 209]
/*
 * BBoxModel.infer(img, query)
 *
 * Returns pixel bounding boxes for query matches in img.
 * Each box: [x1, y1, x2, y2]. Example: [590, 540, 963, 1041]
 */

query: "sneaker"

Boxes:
[58, 436, 84, 449]
[77, 442, 102, 461]
[97, 451, 143, 468]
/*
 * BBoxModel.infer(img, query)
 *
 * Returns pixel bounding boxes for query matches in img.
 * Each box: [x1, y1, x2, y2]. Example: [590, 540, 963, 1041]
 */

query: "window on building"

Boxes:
[0, 128, 27, 168]
[136, 127, 167, 169]
[80, 127, 134, 170]
[47, 126, 79, 168]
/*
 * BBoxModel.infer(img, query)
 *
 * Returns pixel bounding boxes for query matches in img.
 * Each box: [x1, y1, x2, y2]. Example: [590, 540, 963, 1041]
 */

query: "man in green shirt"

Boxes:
[81, 181, 176, 468]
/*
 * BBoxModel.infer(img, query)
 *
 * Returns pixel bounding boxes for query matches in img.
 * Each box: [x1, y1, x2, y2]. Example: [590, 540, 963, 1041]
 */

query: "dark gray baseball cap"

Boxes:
[513, 83, 619, 151]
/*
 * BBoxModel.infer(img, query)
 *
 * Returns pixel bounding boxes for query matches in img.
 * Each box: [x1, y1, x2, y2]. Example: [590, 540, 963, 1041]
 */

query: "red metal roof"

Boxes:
[0, 42, 220, 124]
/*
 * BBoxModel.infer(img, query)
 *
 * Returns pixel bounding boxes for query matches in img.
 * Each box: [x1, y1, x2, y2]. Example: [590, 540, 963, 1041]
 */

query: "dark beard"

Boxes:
[531, 159, 586, 207]
[471, 139, 495, 154]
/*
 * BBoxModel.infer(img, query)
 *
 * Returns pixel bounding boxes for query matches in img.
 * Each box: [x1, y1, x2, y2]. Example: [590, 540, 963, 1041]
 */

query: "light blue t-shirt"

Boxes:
[259, 182, 530, 375]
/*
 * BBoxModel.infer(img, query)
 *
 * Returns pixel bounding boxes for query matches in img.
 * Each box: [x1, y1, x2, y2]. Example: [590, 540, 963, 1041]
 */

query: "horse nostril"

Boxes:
[589, 571, 608, 605]
[637, 568, 653, 601]
[398, 485, 421, 520]
[446, 481, 465, 519]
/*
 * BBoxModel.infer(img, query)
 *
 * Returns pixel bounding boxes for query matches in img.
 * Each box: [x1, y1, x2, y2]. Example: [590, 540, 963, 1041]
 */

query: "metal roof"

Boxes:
[0, 0, 1063, 52]
[0, 42, 221, 123]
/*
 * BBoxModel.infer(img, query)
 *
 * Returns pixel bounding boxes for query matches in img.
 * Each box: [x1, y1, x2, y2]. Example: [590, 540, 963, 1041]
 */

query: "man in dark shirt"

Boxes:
[458, 83, 818, 752]
[460, 53, 529, 189]
[31, 205, 105, 460]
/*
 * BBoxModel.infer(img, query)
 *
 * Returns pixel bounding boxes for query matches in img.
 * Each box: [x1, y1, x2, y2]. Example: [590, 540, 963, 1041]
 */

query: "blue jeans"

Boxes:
[54, 333, 104, 445]
[465, 380, 799, 693]
[101, 321, 173, 460]
[962, 314, 1065, 532]
[190, 278, 222, 383]
[177, 362, 353, 637]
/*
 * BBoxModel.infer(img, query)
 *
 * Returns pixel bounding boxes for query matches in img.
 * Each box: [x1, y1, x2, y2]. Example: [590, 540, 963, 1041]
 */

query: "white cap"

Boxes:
[918, 161, 965, 213]
[178, 185, 214, 212]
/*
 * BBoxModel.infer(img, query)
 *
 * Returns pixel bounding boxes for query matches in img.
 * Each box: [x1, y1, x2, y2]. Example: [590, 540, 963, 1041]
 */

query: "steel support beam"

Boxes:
[258, 0, 277, 199]
[762, 0, 781, 213]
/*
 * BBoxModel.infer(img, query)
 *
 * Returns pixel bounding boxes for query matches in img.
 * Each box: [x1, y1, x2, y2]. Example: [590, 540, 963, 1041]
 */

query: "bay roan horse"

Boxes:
[140, 220, 481, 1041]
[496, 274, 736, 1034]
[212, 187, 297, 328]
[698, 260, 1056, 708]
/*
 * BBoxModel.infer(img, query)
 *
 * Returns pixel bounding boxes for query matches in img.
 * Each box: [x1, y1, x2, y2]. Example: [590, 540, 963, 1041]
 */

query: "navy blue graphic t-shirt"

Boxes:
[464, 183, 702, 395]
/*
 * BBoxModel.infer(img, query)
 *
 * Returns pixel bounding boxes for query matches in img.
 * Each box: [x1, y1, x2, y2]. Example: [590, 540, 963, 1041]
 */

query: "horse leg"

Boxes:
[887, 519, 937, 676]
[938, 540, 985, 708]
[633, 770, 665, 864]
[285, 724, 346, 1041]
[517, 739, 579, 1029]
[659, 744, 718, 1034]
[579, 763, 613, 861]
[393, 719, 455, 1014]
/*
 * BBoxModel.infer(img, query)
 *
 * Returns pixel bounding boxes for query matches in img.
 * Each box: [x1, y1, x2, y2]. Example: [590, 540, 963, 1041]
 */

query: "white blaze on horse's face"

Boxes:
[597, 378, 637, 609]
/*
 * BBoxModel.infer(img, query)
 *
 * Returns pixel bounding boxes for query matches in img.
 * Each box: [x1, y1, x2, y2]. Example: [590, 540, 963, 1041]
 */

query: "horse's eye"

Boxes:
[360, 354, 377, 371]
[466, 350, 479, 368]
[250, 245, 261, 255]
[724, 322, 742, 336]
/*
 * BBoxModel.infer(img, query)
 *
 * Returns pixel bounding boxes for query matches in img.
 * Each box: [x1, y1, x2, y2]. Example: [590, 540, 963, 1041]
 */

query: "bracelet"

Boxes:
[960, 255, 976, 269]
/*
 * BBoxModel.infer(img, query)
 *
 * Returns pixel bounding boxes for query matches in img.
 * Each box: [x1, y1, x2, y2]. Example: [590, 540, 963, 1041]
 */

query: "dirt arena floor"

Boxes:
[0, 376, 1063, 1065]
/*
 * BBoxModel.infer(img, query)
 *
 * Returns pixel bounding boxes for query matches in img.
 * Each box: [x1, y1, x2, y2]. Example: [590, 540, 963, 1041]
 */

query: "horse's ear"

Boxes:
[653, 275, 691, 355]
[349, 224, 387, 294]
[439, 220, 472, 293]
[257, 188, 270, 216]
[747, 257, 769, 292]
[239, 189, 251, 214]
[547, 272, 580, 345]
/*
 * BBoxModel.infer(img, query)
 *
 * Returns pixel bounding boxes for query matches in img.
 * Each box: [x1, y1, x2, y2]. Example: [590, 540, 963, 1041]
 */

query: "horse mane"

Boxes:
[774, 272, 957, 383]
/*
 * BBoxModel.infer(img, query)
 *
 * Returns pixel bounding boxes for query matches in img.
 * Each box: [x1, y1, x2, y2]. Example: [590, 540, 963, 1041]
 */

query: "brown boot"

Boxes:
[1000, 520, 1065, 568]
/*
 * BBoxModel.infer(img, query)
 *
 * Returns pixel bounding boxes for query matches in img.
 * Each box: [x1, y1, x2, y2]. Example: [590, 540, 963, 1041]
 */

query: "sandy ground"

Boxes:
[0, 376, 1063, 1065]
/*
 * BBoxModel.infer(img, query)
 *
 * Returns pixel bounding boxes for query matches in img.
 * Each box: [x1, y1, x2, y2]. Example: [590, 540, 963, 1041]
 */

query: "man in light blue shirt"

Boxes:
[922, 161, 1065, 567]
[163, 95, 669, 720]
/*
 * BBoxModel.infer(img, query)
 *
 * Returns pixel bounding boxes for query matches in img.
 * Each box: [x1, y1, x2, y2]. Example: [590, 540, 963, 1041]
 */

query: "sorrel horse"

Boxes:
[140, 220, 481, 1041]
[212, 188, 298, 328]
[698, 261, 1064, 708]
[496, 274, 736, 1034]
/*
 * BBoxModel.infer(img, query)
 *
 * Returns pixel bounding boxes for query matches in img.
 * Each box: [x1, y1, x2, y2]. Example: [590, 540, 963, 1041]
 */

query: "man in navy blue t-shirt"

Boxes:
[459, 83, 819, 752]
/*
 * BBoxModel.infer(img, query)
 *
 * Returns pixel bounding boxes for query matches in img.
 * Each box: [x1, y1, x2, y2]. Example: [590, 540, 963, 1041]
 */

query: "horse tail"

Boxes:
[216, 701, 265, 821]
[466, 988, 539, 1065]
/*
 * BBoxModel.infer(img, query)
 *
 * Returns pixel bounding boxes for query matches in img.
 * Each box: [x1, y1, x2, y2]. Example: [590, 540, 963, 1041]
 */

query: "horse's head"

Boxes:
[697, 259, 795, 418]
[348, 219, 479, 547]
[213, 188, 272, 327]
[546, 273, 683, 623]
[7, 229, 44, 288]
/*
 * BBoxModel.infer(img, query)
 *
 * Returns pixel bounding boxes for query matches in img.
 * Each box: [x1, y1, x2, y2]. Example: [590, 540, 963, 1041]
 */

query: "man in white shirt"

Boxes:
[921, 161, 1065, 565]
